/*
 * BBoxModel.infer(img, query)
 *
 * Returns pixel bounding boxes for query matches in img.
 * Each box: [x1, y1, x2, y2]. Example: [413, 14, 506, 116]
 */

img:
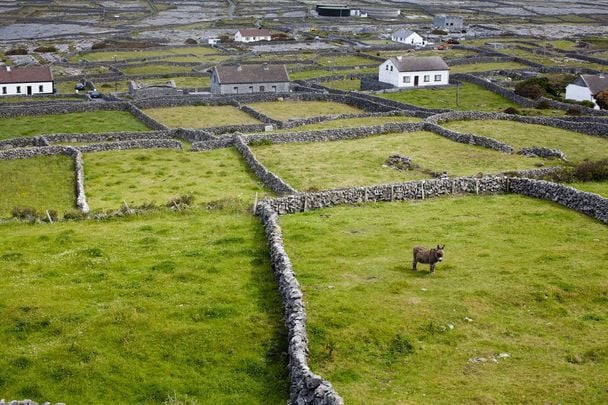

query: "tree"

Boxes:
[595, 89, 608, 110]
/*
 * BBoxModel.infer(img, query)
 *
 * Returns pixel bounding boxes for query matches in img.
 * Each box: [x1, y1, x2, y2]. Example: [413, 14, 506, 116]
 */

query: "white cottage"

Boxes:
[0, 65, 54, 96]
[379, 56, 449, 88]
[234, 28, 272, 43]
[565, 73, 608, 109]
[391, 29, 426, 46]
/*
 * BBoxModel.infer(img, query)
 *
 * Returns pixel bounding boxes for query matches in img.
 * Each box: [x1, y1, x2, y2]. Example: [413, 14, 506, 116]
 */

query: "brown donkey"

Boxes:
[413, 245, 445, 274]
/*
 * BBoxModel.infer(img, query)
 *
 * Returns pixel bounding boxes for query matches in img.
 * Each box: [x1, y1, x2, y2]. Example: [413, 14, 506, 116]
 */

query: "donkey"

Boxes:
[413, 245, 445, 274]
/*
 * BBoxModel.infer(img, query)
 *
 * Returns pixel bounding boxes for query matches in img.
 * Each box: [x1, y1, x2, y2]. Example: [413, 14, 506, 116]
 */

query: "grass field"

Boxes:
[1, 111, 150, 139]
[443, 120, 608, 162]
[289, 67, 377, 81]
[569, 181, 608, 198]
[0, 209, 288, 403]
[143, 105, 261, 128]
[322, 78, 361, 91]
[84, 148, 270, 210]
[71, 46, 221, 63]
[251, 131, 546, 191]
[280, 194, 608, 404]
[119, 64, 195, 76]
[315, 55, 376, 67]
[246, 100, 362, 121]
[378, 83, 519, 112]
[273, 116, 421, 133]
[0, 155, 75, 217]
[449, 61, 529, 73]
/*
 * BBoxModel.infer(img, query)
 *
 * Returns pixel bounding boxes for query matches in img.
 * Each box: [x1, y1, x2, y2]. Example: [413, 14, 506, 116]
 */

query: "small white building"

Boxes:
[208, 38, 220, 46]
[379, 56, 449, 88]
[391, 29, 426, 46]
[565, 73, 608, 109]
[234, 28, 272, 43]
[0, 65, 54, 96]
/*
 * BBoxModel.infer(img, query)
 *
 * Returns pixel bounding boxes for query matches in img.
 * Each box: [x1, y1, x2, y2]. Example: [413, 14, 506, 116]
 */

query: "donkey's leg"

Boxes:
[412, 254, 417, 271]
[430, 263, 435, 274]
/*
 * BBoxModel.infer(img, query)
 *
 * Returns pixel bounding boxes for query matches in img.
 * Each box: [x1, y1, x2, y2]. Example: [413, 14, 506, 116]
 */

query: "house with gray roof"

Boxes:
[0, 65, 54, 96]
[391, 29, 425, 46]
[378, 56, 449, 88]
[211, 64, 290, 94]
[565, 73, 608, 109]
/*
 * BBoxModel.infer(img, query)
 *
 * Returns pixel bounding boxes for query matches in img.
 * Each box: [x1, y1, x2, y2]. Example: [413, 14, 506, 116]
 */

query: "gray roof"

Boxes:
[388, 56, 449, 72]
[581, 74, 608, 95]
[392, 29, 417, 38]
[214, 64, 289, 85]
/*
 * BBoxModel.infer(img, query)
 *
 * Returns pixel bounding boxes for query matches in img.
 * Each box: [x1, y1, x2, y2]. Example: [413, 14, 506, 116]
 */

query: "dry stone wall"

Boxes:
[423, 122, 514, 153]
[76, 139, 182, 153]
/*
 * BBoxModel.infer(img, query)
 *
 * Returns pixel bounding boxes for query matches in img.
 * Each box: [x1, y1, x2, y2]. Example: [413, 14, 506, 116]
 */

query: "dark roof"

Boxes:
[0, 65, 53, 84]
[392, 29, 417, 38]
[237, 28, 272, 37]
[214, 64, 289, 84]
[581, 74, 608, 95]
[388, 56, 449, 72]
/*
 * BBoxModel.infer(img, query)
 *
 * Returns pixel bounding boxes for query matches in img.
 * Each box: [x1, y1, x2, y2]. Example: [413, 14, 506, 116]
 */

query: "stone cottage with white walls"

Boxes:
[0, 65, 54, 96]
[391, 29, 426, 46]
[234, 28, 272, 43]
[211, 63, 290, 94]
[378, 56, 449, 88]
[565, 73, 608, 109]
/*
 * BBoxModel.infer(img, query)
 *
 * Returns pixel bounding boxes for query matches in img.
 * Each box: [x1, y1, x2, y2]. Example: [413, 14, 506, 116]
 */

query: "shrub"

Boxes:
[91, 42, 107, 50]
[34, 45, 57, 53]
[6, 48, 28, 55]
[248, 139, 273, 147]
[595, 89, 608, 110]
[63, 209, 87, 221]
[503, 106, 521, 115]
[573, 158, 608, 181]
[11, 206, 38, 220]
[167, 194, 194, 208]
[184, 38, 198, 45]
[580, 100, 595, 108]
[515, 82, 543, 99]
[565, 107, 582, 116]
[535, 100, 551, 109]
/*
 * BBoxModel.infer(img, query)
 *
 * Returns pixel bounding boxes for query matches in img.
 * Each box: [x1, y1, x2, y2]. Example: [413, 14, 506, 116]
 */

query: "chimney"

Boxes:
[6, 66, 10, 72]
[396, 56, 403, 61]
[236, 64, 242, 71]
[263, 63, 269, 70]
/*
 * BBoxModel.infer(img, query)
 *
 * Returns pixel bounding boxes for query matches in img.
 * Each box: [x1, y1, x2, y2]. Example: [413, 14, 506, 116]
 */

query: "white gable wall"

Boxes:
[0, 81, 53, 96]
[391, 32, 425, 45]
[379, 61, 449, 88]
[565, 83, 599, 108]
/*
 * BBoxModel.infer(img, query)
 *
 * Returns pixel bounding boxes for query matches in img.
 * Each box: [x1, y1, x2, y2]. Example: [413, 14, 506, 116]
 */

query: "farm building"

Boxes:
[565, 73, 608, 109]
[315, 4, 366, 17]
[0, 65, 54, 96]
[433, 15, 464, 32]
[391, 29, 426, 46]
[378, 56, 449, 88]
[211, 63, 290, 95]
[234, 28, 272, 43]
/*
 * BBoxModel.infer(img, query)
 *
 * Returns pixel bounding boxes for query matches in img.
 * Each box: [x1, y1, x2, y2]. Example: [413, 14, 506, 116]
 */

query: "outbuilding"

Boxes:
[378, 56, 449, 88]
[211, 63, 290, 94]
[0, 65, 54, 96]
[391, 29, 426, 46]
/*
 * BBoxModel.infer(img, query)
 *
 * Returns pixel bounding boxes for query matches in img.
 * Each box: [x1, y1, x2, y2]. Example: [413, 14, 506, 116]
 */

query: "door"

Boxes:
[27, 86, 32, 95]
[414, 76, 419, 86]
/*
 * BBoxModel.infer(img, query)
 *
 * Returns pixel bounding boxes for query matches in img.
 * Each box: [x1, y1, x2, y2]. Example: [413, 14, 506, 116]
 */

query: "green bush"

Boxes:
[6, 48, 28, 55]
[565, 107, 582, 116]
[63, 209, 87, 221]
[535, 100, 551, 109]
[573, 158, 608, 181]
[34, 46, 57, 53]
[580, 100, 595, 108]
[11, 206, 38, 220]
[503, 106, 521, 115]
[248, 139, 273, 147]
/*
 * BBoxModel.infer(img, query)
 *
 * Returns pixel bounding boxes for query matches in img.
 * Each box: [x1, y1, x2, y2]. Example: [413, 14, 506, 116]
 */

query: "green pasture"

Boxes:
[322, 78, 361, 91]
[569, 181, 608, 198]
[272, 115, 421, 133]
[143, 105, 261, 128]
[315, 55, 376, 67]
[84, 148, 270, 210]
[0, 155, 75, 217]
[289, 67, 376, 81]
[71, 46, 221, 63]
[251, 131, 546, 191]
[0, 111, 150, 139]
[246, 100, 362, 121]
[280, 194, 608, 404]
[0, 210, 288, 403]
[449, 61, 530, 73]
[119, 64, 195, 76]
[443, 120, 608, 163]
[378, 83, 519, 112]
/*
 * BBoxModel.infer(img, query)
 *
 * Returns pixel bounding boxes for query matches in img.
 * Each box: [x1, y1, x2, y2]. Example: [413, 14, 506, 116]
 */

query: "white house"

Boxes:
[0, 65, 54, 96]
[391, 29, 426, 46]
[565, 73, 608, 109]
[379, 56, 449, 88]
[234, 28, 272, 43]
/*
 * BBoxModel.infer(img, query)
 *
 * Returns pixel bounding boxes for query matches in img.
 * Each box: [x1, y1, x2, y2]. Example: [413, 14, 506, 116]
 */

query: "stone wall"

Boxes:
[0, 136, 49, 150]
[0, 101, 132, 119]
[360, 76, 395, 91]
[233, 135, 297, 195]
[256, 202, 344, 404]
[67, 147, 90, 214]
[76, 139, 182, 153]
[423, 122, 514, 153]
[126, 104, 169, 130]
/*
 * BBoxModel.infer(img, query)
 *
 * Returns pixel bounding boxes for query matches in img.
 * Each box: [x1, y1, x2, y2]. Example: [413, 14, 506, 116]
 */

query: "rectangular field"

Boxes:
[378, 83, 520, 112]
[443, 120, 608, 163]
[0, 210, 288, 403]
[0, 155, 75, 217]
[143, 105, 261, 128]
[71, 46, 221, 62]
[569, 181, 608, 198]
[273, 115, 421, 133]
[1, 111, 150, 140]
[246, 100, 362, 121]
[280, 194, 608, 404]
[251, 131, 546, 191]
[84, 148, 270, 210]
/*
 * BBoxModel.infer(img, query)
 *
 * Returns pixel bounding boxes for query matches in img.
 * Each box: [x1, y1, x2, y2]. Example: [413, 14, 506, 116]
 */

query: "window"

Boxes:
[260, 85, 265, 92]
[1, 87, 6, 94]
[403, 76, 410, 84]
[385, 65, 389, 71]
[39, 85, 44, 92]
[423, 75, 430, 82]
[390, 66, 393, 71]
[16, 86, 21, 93]
[272, 86, 277, 92]
[434, 74, 442, 82]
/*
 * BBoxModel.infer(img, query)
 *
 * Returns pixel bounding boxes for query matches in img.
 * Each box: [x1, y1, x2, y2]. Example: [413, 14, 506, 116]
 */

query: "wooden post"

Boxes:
[252, 192, 258, 215]
[45, 210, 53, 223]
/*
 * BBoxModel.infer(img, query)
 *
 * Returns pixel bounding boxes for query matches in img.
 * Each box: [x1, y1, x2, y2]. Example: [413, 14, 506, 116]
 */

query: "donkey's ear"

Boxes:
[437, 245, 440, 249]
[440, 244, 445, 249]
